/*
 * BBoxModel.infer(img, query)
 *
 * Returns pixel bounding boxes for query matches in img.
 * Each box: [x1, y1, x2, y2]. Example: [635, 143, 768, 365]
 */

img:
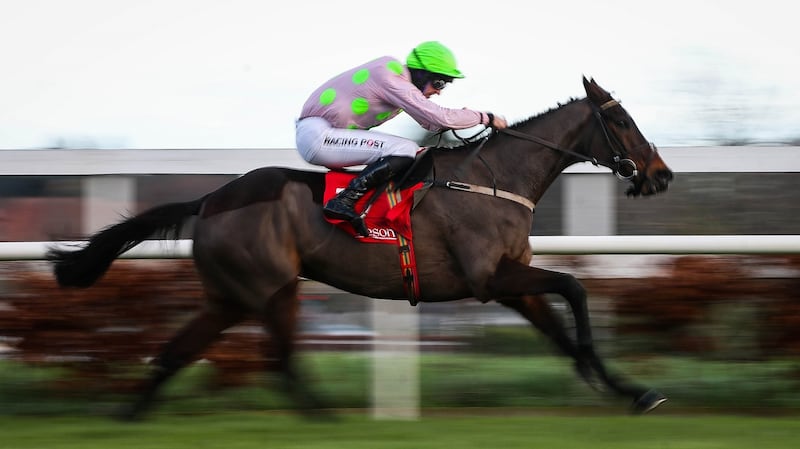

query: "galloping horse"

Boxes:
[48, 77, 673, 419]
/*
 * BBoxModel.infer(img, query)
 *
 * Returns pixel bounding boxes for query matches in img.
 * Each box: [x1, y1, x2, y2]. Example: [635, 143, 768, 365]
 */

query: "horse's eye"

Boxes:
[616, 120, 630, 129]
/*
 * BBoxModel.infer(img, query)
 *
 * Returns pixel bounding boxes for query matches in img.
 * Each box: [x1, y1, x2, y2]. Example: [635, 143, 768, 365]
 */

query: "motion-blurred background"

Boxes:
[1, 0, 799, 425]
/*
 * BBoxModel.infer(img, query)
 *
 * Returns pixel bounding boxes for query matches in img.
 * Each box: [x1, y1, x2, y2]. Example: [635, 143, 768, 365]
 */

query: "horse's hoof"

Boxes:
[631, 389, 667, 415]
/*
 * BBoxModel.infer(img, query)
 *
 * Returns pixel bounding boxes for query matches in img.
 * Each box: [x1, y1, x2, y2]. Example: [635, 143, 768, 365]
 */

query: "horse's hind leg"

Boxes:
[118, 304, 245, 421]
[261, 279, 332, 419]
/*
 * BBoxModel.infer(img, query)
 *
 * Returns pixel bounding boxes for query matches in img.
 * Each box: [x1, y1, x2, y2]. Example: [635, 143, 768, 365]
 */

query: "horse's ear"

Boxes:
[582, 76, 595, 91]
[583, 76, 611, 105]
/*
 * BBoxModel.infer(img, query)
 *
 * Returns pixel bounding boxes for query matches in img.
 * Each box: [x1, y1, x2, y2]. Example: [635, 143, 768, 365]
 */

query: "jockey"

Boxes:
[295, 40, 508, 237]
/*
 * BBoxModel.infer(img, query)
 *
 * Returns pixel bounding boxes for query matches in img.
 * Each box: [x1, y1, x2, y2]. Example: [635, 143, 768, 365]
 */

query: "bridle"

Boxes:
[433, 98, 655, 212]
[497, 98, 653, 181]
[589, 99, 638, 180]
[590, 98, 652, 181]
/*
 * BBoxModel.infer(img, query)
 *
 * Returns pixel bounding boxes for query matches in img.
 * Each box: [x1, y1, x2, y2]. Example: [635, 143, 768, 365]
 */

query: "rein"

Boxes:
[499, 98, 642, 181]
[499, 127, 599, 166]
[426, 98, 642, 213]
[437, 129, 536, 212]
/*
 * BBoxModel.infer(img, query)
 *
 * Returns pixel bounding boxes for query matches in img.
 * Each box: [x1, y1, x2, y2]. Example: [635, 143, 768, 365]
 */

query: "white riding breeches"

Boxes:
[295, 117, 419, 169]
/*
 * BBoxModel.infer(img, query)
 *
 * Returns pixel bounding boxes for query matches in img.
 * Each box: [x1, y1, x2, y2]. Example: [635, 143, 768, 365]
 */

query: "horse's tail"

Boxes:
[47, 196, 206, 288]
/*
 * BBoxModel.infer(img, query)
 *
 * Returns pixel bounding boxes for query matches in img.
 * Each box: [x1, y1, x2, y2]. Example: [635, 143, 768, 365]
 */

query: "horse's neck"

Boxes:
[489, 100, 593, 204]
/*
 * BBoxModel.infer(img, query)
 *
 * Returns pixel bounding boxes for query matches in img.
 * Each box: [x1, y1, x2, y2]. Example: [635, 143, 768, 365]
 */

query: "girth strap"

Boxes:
[434, 180, 535, 212]
[385, 182, 422, 305]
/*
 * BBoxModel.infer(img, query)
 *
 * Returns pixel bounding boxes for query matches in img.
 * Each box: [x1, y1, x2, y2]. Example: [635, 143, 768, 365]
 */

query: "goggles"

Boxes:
[412, 49, 451, 91]
[430, 79, 448, 90]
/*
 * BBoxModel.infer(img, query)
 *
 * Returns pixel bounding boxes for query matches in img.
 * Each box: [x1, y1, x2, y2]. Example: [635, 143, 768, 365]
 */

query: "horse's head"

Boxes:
[582, 77, 673, 197]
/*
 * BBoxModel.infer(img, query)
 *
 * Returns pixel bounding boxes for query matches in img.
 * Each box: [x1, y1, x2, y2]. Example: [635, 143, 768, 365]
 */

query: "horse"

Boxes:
[47, 77, 673, 420]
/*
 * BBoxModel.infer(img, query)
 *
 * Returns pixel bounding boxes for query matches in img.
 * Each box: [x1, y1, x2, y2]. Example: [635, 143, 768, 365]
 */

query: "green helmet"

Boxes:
[406, 41, 464, 78]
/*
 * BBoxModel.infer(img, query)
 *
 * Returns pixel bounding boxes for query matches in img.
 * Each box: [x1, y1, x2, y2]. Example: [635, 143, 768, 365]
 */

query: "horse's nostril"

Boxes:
[657, 169, 674, 183]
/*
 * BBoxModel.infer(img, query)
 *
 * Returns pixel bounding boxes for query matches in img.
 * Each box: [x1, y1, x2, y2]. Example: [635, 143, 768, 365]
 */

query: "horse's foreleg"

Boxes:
[262, 280, 333, 419]
[488, 256, 666, 413]
[497, 295, 586, 369]
[118, 305, 244, 421]
[498, 294, 611, 393]
[487, 257, 594, 349]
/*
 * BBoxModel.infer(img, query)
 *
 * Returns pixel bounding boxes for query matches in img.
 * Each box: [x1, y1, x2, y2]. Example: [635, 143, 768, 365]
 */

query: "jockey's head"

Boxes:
[406, 41, 463, 96]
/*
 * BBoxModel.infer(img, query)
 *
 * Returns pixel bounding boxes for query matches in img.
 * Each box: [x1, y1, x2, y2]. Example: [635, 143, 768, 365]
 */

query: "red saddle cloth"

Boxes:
[323, 171, 423, 243]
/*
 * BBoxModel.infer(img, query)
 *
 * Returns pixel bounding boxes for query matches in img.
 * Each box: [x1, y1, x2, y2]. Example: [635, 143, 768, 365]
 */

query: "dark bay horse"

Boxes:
[48, 77, 673, 419]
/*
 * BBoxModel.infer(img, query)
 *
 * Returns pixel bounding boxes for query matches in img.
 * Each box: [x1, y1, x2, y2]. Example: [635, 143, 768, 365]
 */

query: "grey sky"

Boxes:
[1, 0, 797, 149]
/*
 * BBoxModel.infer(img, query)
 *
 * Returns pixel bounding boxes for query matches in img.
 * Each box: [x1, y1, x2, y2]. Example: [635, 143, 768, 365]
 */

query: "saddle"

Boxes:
[322, 151, 433, 243]
[322, 152, 434, 305]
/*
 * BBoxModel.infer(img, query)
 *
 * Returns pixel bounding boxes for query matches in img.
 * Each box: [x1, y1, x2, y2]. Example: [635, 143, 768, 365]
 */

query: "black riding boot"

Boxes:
[324, 156, 412, 237]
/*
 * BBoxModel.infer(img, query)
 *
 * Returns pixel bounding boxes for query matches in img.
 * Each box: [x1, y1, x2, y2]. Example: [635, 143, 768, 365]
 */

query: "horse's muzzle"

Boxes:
[627, 167, 673, 197]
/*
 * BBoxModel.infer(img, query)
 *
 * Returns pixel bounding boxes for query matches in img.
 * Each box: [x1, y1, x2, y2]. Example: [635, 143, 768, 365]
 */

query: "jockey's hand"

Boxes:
[485, 112, 508, 130]
[491, 115, 508, 130]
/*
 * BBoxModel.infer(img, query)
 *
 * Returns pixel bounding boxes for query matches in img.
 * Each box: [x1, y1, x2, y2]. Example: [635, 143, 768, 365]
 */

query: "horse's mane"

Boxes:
[430, 97, 584, 154]
[510, 97, 583, 129]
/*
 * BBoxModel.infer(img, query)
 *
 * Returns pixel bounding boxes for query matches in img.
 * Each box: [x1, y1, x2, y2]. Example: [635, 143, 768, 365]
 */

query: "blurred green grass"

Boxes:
[2, 353, 799, 417]
[2, 413, 800, 449]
